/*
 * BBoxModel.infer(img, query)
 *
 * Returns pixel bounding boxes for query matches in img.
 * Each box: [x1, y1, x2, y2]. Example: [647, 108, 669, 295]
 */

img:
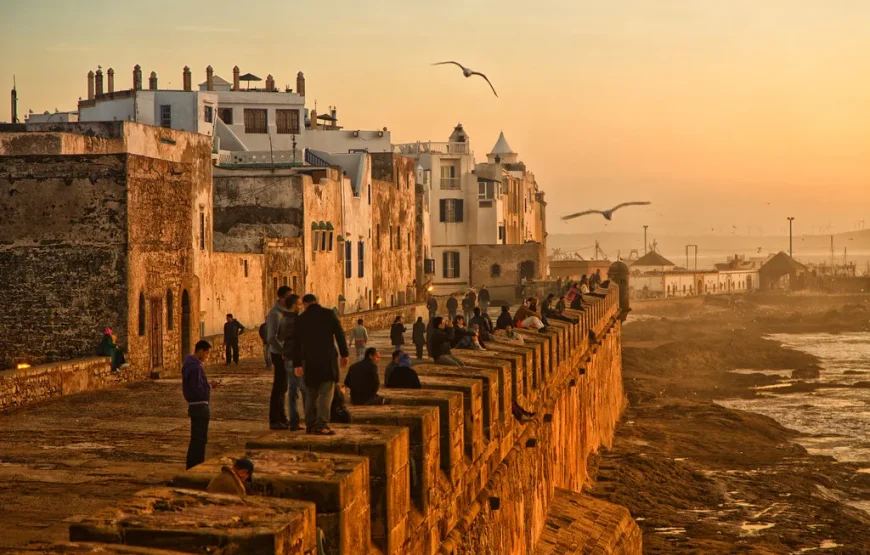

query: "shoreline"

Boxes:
[587, 293, 870, 553]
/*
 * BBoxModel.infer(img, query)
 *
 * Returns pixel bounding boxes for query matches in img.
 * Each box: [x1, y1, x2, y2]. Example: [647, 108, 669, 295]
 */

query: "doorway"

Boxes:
[697, 279, 703, 295]
[519, 260, 536, 280]
[746, 275, 752, 290]
[181, 290, 191, 360]
[150, 297, 164, 369]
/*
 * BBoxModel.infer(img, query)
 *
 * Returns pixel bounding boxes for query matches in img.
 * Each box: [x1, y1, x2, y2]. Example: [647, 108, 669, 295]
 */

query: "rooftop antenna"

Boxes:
[11, 75, 19, 124]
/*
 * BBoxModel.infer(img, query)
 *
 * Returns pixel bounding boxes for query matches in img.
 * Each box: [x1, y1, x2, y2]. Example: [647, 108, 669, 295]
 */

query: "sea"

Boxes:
[717, 332, 870, 513]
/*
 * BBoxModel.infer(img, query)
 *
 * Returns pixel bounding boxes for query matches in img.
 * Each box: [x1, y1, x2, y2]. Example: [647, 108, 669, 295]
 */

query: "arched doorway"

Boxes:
[181, 290, 191, 360]
[697, 279, 703, 295]
[519, 260, 536, 280]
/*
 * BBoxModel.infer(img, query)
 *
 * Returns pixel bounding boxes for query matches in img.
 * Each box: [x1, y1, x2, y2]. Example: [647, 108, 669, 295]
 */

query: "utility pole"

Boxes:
[787, 217, 795, 258]
[643, 225, 648, 255]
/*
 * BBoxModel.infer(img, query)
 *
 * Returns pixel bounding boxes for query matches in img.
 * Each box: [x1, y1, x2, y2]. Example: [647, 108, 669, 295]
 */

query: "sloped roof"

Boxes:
[198, 75, 231, 87]
[760, 251, 807, 275]
[490, 131, 514, 154]
[632, 250, 675, 267]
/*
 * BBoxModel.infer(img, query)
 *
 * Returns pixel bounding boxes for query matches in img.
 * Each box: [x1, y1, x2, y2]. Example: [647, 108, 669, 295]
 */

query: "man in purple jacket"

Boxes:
[182, 340, 217, 469]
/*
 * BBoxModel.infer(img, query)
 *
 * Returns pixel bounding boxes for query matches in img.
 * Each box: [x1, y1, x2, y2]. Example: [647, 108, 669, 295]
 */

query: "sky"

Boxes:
[2, 0, 868, 236]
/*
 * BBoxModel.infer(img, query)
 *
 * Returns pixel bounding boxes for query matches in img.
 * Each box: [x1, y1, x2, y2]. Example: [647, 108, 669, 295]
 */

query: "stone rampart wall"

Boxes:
[0, 357, 118, 412]
[61, 287, 640, 554]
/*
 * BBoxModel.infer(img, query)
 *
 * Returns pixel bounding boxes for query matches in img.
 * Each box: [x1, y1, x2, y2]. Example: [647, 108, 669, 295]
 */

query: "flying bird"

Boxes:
[432, 61, 498, 97]
[561, 201, 651, 221]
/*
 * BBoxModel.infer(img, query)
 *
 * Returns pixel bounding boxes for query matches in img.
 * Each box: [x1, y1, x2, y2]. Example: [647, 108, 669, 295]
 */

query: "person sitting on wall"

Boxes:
[385, 350, 402, 385]
[469, 324, 487, 350]
[528, 297, 549, 326]
[513, 300, 547, 332]
[555, 296, 568, 314]
[97, 327, 128, 374]
[412, 317, 427, 359]
[544, 294, 578, 324]
[469, 307, 494, 341]
[430, 317, 464, 367]
[207, 457, 255, 498]
[385, 352, 422, 389]
[495, 306, 513, 330]
[344, 348, 388, 406]
[502, 324, 525, 344]
[450, 316, 478, 349]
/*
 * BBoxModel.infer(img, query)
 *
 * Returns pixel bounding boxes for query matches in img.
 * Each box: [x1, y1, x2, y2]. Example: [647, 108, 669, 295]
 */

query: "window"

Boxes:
[358, 242, 365, 278]
[320, 230, 327, 252]
[166, 289, 174, 330]
[407, 232, 411, 250]
[199, 210, 205, 250]
[498, 225, 506, 242]
[204, 105, 214, 123]
[367, 184, 371, 205]
[396, 226, 401, 250]
[491, 263, 501, 278]
[244, 108, 267, 134]
[138, 293, 146, 336]
[292, 276, 297, 290]
[439, 199, 464, 222]
[313, 230, 320, 252]
[218, 107, 233, 125]
[273, 277, 278, 291]
[440, 165, 459, 189]
[243, 259, 248, 277]
[159, 105, 172, 128]
[345, 241, 352, 278]
[328, 231, 334, 251]
[478, 181, 494, 199]
[283, 276, 289, 286]
[389, 226, 393, 250]
[424, 259, 435, 274]
[376, 224, 381, 250]
[276, 109, 300, 134]
[443, 251, 460, 278]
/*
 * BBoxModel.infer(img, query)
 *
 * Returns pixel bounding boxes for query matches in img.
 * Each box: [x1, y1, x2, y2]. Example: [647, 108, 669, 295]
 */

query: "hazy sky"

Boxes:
[2, 1, 868, 236]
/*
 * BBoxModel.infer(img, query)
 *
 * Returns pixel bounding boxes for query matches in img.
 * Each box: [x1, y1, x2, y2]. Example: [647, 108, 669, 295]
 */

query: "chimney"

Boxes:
[11, 83, 18, 124]
[133, 65, 142, 90]
[232, 65, 240, 91]
[87, 70, 95, 100]
[149, 71, 158, 90]
[265, 74, 274, 92]
[330, 107, 337, 129]
[107, 68, 114, 93]
[183, 66, 191, 91]
[296, 71, 305, 97]
[310, 109, 317, 130]
[95, 69, 104, 96]
[206, 65, 214, 91]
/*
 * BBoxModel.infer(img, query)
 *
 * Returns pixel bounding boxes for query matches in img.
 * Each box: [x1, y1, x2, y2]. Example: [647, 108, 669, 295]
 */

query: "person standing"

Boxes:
[182, 340, 216, 470]
[293, 294, 349, 436]
[350, 319, 369, 361]
[462, 293, 474, 323]
[446, 295, 458, 321]
[478, 286, 490, 315]
[267, 286, 292, 430]
[258, 322, 271, 371]
[390, 315, 406, 351]
[278, 294, 305, 431]
[412, 316, 426, 359]
[223, 314, 245, 366]
[426, 295, 438, 320]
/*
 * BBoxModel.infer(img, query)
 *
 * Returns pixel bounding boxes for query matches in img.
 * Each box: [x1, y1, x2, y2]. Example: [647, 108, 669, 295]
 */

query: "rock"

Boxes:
[791, 367, 821, 379]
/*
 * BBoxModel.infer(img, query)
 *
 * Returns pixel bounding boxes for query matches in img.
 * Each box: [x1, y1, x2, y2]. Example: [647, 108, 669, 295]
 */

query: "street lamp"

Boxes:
[787, 217, 795, 258]
[643, 225, 648, 255]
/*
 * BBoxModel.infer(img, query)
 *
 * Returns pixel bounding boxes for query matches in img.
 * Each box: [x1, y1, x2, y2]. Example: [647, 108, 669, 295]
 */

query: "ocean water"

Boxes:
[718, 332, 870, 468]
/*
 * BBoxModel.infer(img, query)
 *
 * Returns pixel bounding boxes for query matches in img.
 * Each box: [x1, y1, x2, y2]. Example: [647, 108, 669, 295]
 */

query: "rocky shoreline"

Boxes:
[586, 294, 870, 554]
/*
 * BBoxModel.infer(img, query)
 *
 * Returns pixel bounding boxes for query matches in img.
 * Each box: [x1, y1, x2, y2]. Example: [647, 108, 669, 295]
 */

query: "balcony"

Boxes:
[393, 141, 472, 156]
[440, 177, 461, 190]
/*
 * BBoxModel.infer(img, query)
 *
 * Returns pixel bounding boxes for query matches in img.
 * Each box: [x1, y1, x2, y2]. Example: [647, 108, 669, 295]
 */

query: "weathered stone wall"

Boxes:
[0, 132, 124, 156]
[0, 154, 129, 369]
[468, 242, 546, 303]
[302, 171, 344, 309]
[0, 357, 117, 411]
[263, 237, 305, 314]
[371, 153, 418, 307]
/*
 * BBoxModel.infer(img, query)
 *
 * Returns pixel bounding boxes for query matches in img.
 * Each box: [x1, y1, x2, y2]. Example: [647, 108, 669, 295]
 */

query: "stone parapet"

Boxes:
[66, 286, 640, 554]
[0, 357, 118, 412]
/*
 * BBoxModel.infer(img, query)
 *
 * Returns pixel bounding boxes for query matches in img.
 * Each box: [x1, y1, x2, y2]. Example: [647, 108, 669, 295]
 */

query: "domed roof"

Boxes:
[490, 131, 514, 155]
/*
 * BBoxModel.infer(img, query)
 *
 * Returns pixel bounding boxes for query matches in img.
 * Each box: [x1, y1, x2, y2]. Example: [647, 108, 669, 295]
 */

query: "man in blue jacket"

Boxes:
[182, 340, 217, 469]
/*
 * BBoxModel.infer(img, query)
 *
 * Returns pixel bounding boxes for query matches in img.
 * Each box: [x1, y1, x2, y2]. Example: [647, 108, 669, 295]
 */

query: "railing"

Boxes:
[218, 150, 303, 166]
[304, 148, 331, 167]
[440, 177, 461, 190]
[393, 141, 472, 156]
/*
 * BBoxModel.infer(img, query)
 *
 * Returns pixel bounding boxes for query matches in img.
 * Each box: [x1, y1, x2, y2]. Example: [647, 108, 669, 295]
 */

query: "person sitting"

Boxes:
[528, 297, 549, 326]
[495, 305, 513, 330]
[579, 275, 591, 294]
[430, 317, 464, 367]
[207, 457, 254, 498]
[97, 328, 128, 374]
[502, 325, 525, 344]
[469, 307, 493, 341]
[344, 348, 387, 406]
[384, 350, 402, 385]
[544, 293, 579, 323]
[469, 324, 487, 350]
[451, 316, 478, 349]
[385, 353, 422, 389]
[514, 301, 547, 332]
[555, 296, 568, 314]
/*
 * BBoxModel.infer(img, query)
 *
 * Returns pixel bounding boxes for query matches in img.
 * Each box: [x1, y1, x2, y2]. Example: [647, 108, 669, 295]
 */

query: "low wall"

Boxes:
[62, 288, 641, 554]
[0, 357, 117, 412]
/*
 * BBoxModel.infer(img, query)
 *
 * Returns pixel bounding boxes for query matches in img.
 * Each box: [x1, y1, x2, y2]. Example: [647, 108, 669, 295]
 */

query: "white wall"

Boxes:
[212, 90, 305, 151]
[152, 91, 216, 136]
[79, 96, 137, 123]
[301, 129, 391, 154]
[432, 245, 470, 293]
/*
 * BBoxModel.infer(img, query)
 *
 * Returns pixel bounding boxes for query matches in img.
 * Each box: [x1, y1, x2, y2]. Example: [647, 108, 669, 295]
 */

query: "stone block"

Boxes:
[411, 364, 500, 441]
[169, 450, 369, 555]
[377, 388, 464, 486]
[454, 349, 524, 407]
[347, 405, 440, 515]
[246, 425, 409, 555]
[5, 544, 190, 554]
[415, 375, 484, 462]
[69, 487, 316, 555]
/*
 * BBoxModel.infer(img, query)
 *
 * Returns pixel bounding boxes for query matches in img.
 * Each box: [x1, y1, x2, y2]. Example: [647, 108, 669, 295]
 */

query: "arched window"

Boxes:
[138, 293, 146, 336]
[491, 263, 502, 278]
[166, 289, 174, 330]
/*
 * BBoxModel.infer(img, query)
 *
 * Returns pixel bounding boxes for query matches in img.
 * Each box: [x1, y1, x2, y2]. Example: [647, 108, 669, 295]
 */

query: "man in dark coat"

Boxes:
[429, 316, 463, 367]
[223, 314, 245, 365]
[385, 353, 422, 389]
[412, 317, 426, 359]
[426, 295, 438, 320]
[469, 307, 493, 340]
[390, 315, 406, 350]
[478, 286, 490, 314]
[446, 296, 459, 320]
[344, 347, 386, 405]
[182, 340, 215, 469]
[292, 294, 349, 435]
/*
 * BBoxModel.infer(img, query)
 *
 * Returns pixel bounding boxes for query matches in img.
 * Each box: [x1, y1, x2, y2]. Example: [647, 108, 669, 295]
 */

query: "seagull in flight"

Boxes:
[562, 201, 651, 221]
[432, 61, 498, 97]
